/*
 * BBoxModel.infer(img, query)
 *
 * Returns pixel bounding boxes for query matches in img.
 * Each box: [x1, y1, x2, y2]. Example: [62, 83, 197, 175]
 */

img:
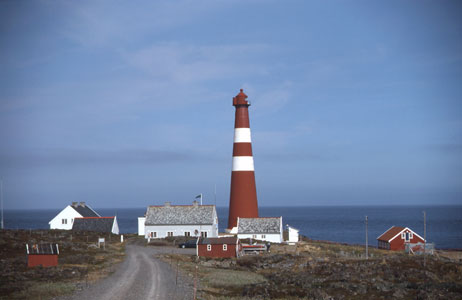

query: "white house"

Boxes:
[143, 201, 218, 239]
[237, 217, 283, 243]
[286, 225, 300, 245]
[49, 202, 100, 230]
[72, 216, 119, 235]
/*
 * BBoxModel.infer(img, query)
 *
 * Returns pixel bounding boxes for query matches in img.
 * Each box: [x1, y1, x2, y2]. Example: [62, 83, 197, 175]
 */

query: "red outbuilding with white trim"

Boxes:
[377, 226, 425, 251]
[197, 237, 242, 258]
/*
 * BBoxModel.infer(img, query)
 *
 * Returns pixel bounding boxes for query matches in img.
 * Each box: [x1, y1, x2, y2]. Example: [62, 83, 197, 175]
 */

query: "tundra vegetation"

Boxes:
[160, 238, 462, 300]
[1, 230, 461, 299]
[0, 229, 126, 299]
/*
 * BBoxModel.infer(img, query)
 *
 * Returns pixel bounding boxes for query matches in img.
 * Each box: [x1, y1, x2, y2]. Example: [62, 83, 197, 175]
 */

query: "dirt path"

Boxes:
[58, 244, 196, 300]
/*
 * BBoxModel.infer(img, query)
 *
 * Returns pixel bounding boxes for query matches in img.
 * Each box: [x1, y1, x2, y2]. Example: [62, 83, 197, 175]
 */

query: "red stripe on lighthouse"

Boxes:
[227, 89, 259, 230]
[233, 143, 253, 156]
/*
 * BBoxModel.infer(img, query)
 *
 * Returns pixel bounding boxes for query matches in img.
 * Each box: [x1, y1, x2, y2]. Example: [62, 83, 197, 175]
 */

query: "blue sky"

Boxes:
[0, 1, 461, 209]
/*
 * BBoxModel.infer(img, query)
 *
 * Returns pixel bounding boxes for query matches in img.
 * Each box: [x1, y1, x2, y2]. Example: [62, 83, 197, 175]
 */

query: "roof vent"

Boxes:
[79, 202, 86, 207]
[72, 202, 78, 207]
[164, 201, 171, 207]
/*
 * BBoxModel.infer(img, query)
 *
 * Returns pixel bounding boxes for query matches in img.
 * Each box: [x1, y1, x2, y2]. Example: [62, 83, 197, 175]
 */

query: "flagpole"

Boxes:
[200, 193, 203, 206]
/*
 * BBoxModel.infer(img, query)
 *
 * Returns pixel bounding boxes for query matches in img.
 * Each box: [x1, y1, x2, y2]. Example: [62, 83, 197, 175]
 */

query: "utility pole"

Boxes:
[365, 215, 368, 260]
[423, 210, 426, 267]
[1, 179, 4, 230]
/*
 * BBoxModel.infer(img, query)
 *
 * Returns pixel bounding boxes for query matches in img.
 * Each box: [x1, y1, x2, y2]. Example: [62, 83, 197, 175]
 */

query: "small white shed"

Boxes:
[286, 225, 300, 245]
[138, 217, 146, 236]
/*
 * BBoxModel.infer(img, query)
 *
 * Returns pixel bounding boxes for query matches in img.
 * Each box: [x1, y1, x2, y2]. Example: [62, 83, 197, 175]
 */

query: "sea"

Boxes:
[2, 206, 461, 249]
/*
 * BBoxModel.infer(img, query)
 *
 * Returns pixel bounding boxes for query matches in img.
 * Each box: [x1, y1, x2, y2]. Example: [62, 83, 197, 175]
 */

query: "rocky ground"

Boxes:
[162, 240, 462, 300]
[1, 230, 461, 300]
[0, 229, 126, 299]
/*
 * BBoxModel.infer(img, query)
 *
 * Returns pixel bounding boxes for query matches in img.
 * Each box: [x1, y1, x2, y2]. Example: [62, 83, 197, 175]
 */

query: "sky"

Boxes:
[0, 0, 461, 209]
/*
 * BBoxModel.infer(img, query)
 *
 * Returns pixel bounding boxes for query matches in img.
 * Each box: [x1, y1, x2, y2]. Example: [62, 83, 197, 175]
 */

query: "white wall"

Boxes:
[288, 226, 299, 243]
[138, 217, 146, 236]
[145, 224, 218, 239]
[238, 233, 282, 243]
[49, 206, 82, 230]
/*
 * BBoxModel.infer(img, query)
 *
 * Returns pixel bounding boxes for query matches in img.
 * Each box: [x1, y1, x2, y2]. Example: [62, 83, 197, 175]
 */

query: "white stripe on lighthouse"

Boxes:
[232, 156, 255, 171]
[233, 128, 252, 143]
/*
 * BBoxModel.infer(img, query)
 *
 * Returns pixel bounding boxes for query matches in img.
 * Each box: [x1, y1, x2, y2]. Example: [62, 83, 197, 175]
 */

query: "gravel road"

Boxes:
[58, 244, 196, 300]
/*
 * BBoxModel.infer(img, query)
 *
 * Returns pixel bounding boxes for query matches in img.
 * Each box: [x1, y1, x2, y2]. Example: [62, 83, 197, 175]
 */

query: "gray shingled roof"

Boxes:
[238, 217, 281, 234]
[71, 204, 100, 217]
[145, 205, 215, 225]
[198, 237, 238, 245]
[72, 217, 115, 233]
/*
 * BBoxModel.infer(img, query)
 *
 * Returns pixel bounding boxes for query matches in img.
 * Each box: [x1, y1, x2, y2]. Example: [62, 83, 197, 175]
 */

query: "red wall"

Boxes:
[198, 244, 238, 258]
[389, 230, 425, 251]
[28, 255, 58, 267]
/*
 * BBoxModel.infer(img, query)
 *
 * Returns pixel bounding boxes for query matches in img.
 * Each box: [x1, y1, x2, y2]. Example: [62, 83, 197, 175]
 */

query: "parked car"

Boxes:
[178, 239, 197, 248]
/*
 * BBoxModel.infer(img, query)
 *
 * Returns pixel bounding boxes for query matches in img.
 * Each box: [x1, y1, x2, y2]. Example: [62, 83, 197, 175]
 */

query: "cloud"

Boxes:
[58, 1, 214, 48]
[249, 82, 293, 115]
[0, 148, 196, 168]
[121, 43, 272, 84]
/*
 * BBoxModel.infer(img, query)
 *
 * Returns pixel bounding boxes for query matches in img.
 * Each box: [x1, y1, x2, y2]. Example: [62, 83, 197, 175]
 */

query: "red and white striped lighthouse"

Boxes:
[227, 89, 259, 231]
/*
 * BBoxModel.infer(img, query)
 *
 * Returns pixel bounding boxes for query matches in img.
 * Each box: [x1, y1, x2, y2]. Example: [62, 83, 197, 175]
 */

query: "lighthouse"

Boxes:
[227, 89, 259, 231]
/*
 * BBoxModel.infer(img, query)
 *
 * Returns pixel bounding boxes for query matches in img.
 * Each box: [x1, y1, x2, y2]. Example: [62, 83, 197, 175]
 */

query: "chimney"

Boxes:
[164, 201, 171, 207]
[227, 89, 259, 230]
[192, 200, 199, 207]
[79, 202, 86, 207]
[71, 202, 78, 207]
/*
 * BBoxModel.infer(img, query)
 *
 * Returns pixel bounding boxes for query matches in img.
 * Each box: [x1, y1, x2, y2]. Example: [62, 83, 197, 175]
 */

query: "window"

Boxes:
[207, 244, 212, 251]
[201, 231, 208, 238]
[149, 232, 157, 238]
[252, 234, 257, 239]
[261, 235, 266, 239]
[185, 232, 191, 237]
[223, 244, 227, 251]
[167, 232, 173, 237]
[409, 232, 413, 239]
[62, 219, 67, 225]
[401, 233, 405, 239]
[405, 232, 410, 242]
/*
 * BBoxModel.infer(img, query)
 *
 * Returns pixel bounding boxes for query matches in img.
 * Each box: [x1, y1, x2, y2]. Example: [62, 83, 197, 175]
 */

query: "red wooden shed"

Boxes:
[377, 226, 425, 251]
[197, 237, 242, 258]
[26, 243, 59, 267]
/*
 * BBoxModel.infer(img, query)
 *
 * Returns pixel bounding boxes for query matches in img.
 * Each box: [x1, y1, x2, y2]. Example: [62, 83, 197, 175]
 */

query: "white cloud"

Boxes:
[58, 1, 230, 49]
[121, 43, 271, 84]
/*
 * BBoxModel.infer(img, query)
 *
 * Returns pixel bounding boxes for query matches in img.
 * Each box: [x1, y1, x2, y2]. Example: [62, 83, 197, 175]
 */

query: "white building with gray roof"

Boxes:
[237, 217, 283, 243]
[142, 201, 218, 239]
[49, 202, 100, 230]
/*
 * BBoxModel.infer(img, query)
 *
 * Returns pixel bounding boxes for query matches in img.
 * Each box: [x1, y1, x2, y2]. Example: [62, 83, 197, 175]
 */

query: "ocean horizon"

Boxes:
[2, 205, 461, 249]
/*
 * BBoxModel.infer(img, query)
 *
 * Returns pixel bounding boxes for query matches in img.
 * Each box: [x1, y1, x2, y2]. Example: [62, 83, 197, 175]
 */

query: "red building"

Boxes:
[26, 243, 59, 267]
[197, 237, 242, 258]
[377, 226, 425, 251]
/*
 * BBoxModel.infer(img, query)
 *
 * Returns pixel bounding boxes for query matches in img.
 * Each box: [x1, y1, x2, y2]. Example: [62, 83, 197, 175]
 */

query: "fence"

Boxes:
[405, 242, 435, 255]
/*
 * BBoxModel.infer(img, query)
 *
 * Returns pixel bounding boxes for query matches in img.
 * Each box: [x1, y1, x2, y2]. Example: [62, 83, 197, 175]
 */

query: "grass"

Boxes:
[6, 282, 76, 300]
[203, 268, 266, 288]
